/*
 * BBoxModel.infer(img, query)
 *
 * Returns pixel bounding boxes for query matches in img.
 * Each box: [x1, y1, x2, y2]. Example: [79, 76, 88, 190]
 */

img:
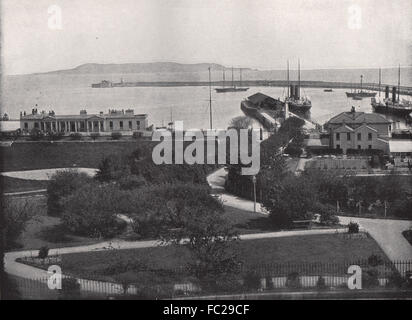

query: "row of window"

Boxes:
[24, 120, 142, 131]
[336, 132, 372, 141]
[336, 144, 373, 149]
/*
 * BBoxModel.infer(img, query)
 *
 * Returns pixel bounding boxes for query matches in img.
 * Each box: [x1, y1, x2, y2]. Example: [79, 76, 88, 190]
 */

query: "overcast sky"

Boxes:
[2, 0, 411, 75]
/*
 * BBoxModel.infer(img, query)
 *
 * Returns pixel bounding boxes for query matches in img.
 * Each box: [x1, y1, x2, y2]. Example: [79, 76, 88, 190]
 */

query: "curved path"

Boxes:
[4, 167, 411, 295]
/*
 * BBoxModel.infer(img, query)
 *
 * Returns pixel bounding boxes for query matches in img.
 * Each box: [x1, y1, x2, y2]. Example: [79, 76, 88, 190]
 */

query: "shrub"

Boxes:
[69, 132, 82, 140]
[284, 144, 302, 157]
[386, 271, 406, 289]
[316, 276, 327, 290]
[38, 246, 49, 259]
[111, 132, 122, 140]
[362, 269, 380, 288]
[29, 128, 44, 141]
[90, 132, 100, 141]
[47, 170, 93, 216]
[285, 272, 301, 288]
[348, 222, 359, 234]
[59, 277, 81, 299]
[243, 271, 261, 291]
[367, 254, 383, 267]
[315, 203, 339, 226]
[47, 131, 64, 141]
[132, 131, 143, 139]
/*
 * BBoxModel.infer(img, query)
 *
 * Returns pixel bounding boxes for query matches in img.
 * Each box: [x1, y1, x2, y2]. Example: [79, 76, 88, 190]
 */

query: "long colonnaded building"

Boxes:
[20, 108, 150, 136]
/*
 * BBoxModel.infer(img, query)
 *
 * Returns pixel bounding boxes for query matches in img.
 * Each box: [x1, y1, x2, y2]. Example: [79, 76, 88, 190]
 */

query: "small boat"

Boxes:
[346, 75, 376, 98]
[352, 96, 363, 100]
[324, 88, 333, 92]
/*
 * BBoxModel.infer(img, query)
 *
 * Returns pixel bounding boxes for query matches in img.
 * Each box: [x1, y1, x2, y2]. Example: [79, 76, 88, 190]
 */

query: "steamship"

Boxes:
[215, 67, 249, 93]
[285, 60, 312, 113]
[371, 66, 412, 117]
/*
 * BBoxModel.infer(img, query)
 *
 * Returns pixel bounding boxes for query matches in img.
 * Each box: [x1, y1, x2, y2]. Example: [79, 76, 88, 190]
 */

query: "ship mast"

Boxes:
[397, 64, 400, 102]
[231, 66, 234, 88]
[378, 67, 381, 97]
[298, 59, 301, 100]
[240, 68, 242, 86]
[287, 60, 290, 98]
[223, 68, 225, 88]
[208, 67, 213, 130]
[360, 75, 363, 93]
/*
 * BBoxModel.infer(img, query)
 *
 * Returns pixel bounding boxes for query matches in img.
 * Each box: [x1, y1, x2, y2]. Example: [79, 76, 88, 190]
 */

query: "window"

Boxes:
[129, 121, 132, 130]
[357, 133, 361, 141]
[368, 133, 372, 141]
[358, 145, 361, 149]
[136, 120, 141, 130]
[336, 144, 340, 149]
[336, 133, 340, 141]
[24, 122, 28, 129]
[119, 121, 123, 129]
[368, 145, 372, 149]
[34, 122, 39, 128]
[109, 121, 113, 129]
[100, 121, 104, 132]
[347, 133, 351, 141]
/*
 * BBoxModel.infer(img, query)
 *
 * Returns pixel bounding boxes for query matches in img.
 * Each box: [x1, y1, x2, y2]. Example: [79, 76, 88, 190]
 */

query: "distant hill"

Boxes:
[29, 62, 412, 86]
[39, 62, 246, 75]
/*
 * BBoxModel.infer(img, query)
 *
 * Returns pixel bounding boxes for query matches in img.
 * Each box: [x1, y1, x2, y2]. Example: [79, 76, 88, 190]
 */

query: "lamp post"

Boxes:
[252, 175, 257, 213]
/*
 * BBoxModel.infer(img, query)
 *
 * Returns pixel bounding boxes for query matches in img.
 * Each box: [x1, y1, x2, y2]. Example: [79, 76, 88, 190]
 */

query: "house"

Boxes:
[20, 108, 149, 136]
[324, 107, 391, 154]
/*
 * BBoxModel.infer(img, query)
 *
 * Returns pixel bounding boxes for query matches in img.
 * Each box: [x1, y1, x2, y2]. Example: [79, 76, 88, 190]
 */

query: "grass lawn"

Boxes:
[7, 196, 101, 251]
[52, 233, 389, 282]
[0, 140, 154, 171]
[1, 176, 48, 193]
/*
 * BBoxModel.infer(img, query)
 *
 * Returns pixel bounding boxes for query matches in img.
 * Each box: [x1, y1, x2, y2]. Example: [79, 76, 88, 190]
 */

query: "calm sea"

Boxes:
[1, 73, 410, 130]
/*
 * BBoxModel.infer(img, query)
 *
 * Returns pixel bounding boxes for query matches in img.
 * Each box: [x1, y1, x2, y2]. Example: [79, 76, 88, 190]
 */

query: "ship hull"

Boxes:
[372, 103, 412, 117]
[288, 101, 312, 113]
[346, 91, 376, 98]
[215, 87, 249, 93]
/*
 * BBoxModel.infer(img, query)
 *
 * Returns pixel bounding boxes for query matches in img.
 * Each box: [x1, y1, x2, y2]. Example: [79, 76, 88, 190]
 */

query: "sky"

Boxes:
[1, 0, 412, 75]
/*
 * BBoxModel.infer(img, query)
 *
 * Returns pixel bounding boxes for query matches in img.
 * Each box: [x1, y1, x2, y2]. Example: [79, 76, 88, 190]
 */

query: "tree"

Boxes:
[263, 175, 317, 228]
[47, 170, 93, 216]
[229, 116, 252, 130]
[61, 184, 126, 238]
[128, 183, 240, 279]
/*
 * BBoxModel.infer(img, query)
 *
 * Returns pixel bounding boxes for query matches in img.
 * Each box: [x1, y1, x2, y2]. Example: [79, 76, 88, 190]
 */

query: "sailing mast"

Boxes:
[360, 75, 363, 93]
[208, 67, 213, 130]
[397, 64, 400, 102]
[378, 68, 381, 97]
[231, 66, 234, 88]
[240, 68, 242, 86]
[298, 59, 301, 100]
[287, 60, 290, 98]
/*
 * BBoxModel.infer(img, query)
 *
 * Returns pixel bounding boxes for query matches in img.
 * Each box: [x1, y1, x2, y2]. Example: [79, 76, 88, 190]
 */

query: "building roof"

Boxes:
[389, 139, 412, 153]
[327, 111, 390, 125]
[334, 124, 354, 133]
[21, 111, 148, 121]
[247, 92, 277, 105]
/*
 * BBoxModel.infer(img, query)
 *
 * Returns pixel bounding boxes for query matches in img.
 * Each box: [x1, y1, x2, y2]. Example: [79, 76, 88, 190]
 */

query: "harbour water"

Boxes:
[1, 74, 410, 130]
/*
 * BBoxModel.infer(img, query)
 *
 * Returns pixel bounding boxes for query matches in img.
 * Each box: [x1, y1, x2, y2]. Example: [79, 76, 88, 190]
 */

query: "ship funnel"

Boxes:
[392, 86, 397, 103]
[385, 86, 389, 99]
[290, 85, 294, 99]
[295, 85, 300, 100]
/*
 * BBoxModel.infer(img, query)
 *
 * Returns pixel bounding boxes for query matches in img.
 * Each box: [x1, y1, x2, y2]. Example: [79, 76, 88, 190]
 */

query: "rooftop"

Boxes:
[389, 139, 412, 153]
[326, 108, 390, 125]
[247, 92, 278, 105]
[21, 109, 148, 120]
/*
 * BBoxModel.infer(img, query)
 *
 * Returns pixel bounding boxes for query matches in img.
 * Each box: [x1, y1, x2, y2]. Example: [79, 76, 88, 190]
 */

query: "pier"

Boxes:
[91, 80, 412, 96]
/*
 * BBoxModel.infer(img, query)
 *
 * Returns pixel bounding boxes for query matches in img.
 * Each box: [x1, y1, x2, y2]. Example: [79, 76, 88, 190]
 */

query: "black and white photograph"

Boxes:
[0, 0, 411, 304]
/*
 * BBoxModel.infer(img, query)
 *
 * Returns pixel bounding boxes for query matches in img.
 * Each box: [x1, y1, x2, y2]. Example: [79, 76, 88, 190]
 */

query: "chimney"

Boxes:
[392, 86, 397, 103]
[385, 86, 390, 99]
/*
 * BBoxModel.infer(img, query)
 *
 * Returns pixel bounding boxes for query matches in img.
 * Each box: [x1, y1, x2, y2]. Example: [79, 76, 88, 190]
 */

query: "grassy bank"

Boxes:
[1, 176, 48, 193]
[1, 141, 153, 171]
